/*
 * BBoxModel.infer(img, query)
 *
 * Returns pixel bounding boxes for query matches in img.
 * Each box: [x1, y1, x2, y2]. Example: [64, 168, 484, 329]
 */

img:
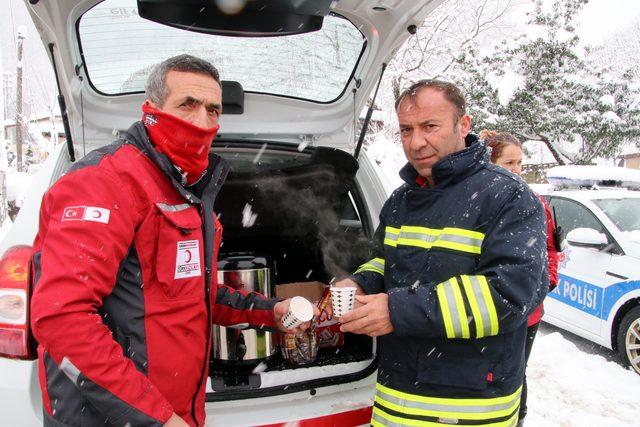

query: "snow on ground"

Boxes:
[527, 328, 640, 426]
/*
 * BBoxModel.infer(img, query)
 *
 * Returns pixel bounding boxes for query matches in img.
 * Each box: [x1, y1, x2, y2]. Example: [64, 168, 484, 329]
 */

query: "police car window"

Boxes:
[593, 198, 640, 232]
[548, 197, 607, 236]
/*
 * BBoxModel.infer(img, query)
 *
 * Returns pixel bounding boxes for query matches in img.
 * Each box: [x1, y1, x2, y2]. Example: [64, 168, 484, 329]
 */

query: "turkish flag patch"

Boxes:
[61, 206, 110, 224]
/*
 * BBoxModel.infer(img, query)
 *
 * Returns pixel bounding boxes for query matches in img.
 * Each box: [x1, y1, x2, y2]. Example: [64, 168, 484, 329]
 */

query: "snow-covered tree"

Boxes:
[454, 0, 640, 164]
[365, 0, 525, 148]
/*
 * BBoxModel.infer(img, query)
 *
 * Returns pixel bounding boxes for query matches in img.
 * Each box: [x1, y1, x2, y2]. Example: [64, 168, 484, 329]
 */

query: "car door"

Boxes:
[545, 196, 616, 339]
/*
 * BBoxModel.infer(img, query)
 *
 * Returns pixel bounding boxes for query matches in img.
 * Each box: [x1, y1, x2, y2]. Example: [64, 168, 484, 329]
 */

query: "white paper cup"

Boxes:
[330, 287, 357, 318]
[282, 296, 314, 329]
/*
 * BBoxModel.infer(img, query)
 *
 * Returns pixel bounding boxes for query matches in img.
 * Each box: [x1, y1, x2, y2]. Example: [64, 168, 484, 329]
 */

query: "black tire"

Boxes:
[616, 306, 640, 375]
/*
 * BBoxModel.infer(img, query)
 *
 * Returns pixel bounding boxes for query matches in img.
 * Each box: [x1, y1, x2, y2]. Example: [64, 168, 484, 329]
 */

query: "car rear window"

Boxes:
[78, 0, 365, 103]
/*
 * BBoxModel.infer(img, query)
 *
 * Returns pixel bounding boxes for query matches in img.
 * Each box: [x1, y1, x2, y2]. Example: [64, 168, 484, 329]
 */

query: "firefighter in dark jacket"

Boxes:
[336, 80, 548, 427]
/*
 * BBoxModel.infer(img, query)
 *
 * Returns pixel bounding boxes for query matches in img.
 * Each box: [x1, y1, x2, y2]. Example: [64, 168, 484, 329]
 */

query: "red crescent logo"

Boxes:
[185, 249, 192, 263]
[92, 210, 102, 218]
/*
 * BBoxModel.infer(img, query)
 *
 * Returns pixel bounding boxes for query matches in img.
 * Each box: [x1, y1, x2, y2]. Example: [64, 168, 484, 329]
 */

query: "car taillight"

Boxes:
[0, 245, 36, 359]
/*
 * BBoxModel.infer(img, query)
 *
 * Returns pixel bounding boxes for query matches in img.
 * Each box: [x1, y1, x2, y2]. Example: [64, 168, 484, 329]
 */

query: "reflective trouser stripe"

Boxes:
[372, 383, 521, 426]
[436, 278, 470, 339]
[460, 275, 499, 338]
[371, 408, 519, 427]
[384, 226, 484, 255]
[354, 257, 385, 275]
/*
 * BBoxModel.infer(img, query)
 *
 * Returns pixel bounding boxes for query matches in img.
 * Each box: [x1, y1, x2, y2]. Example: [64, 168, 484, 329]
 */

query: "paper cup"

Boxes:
[282, 296, 314, 329]
[330, 287, 357, 318]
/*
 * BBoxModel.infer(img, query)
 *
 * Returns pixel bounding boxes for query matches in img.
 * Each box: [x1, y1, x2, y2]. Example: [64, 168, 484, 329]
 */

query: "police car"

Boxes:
[538, 165, 640, 374]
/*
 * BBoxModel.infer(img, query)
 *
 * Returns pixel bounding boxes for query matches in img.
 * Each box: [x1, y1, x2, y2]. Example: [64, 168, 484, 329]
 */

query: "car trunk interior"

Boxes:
[208, 143, 376, 397]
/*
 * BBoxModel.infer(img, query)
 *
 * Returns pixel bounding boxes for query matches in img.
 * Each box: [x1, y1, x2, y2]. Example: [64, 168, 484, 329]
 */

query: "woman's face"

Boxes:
[495, 144, 523, 175]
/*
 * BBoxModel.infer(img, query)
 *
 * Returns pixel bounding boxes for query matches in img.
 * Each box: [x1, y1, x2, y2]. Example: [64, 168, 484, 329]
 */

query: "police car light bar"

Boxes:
[547, 165, 640, 190]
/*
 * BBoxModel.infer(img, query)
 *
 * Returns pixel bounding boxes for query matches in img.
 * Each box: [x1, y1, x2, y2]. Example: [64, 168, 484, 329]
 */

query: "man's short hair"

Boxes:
[146, 54, 221, 106]
[395, 79, 466, 121]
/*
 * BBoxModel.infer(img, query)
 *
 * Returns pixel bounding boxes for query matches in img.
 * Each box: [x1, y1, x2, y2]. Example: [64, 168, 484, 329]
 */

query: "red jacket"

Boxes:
[528, 195, 559, 326]
[30, 122, 278, 426]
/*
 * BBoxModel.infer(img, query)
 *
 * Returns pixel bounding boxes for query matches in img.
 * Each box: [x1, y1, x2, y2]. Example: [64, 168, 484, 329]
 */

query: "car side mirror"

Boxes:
[566, 227, 608, 249]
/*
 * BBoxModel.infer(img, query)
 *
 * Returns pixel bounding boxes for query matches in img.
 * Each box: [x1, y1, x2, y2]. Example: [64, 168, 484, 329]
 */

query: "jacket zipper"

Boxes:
[190, 203, 213, 426]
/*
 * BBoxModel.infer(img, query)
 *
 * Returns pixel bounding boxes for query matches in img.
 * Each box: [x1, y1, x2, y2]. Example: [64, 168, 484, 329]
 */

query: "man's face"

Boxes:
[397, 88, 471, 179]
[148, 70, 222, 129]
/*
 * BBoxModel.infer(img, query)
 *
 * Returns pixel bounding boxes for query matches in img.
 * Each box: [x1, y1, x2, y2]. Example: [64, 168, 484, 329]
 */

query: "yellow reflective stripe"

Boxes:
[436, 281, 455, 339]
[460, 275, 487, 338]
[450, 278, 470, 339]
[355, 257, 385, 275]
[375, 385, 521, 418]
[372, 408, 442, 427]
[398, 226, 484, 241]
[478, 276, 499, 336]
[384, 227, 400, 247]
[384, 225, 484, 255]
[432, 240, 481, 255]
[400, 225, 441, 235]
[436, 278, 469, 339]
[373, 404, 519, 427]
[443, 227, 484, 240]
[375, 394, 520, 421]
[376, 383, 522, 407]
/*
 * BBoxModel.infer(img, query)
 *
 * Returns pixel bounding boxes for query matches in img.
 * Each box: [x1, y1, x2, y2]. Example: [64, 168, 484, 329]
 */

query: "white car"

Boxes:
[539, 166, 640, 375]
[0, 0, 444, 425]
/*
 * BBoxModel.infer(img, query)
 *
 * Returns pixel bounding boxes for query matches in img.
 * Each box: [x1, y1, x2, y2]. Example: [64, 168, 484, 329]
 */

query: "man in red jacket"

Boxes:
[30, 54, 313, 427]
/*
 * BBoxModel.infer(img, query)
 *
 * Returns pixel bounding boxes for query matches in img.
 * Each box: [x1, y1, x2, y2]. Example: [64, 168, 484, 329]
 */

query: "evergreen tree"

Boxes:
[454, 0, 640, 164]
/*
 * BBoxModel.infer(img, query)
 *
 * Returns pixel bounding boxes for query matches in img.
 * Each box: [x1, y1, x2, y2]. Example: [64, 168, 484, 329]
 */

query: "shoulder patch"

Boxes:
[62, 206, 110, 224]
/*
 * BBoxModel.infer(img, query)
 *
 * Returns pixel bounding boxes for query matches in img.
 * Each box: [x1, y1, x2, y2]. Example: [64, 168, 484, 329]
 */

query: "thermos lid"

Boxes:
[218, 252, 269, 270]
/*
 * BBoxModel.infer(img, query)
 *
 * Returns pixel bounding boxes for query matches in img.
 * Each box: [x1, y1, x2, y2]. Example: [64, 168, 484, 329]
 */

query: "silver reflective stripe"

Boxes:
[369, 258, 385, 272]
[385, 231, 399, 243]
[441, 280, 465, 338]
[375, 388, 520, 415]
[399, 231, 481, 248]
[156, 202, 191, 212]
[371, 409, 403, 426]
[440, 232, 483, 248]
[465, 275, 493, 338]
[60, 357, 80, 385]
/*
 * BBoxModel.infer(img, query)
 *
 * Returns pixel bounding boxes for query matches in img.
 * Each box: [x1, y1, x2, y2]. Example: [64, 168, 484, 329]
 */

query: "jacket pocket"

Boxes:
[154, 203, 204, 299]
[417, 355, 491, 391]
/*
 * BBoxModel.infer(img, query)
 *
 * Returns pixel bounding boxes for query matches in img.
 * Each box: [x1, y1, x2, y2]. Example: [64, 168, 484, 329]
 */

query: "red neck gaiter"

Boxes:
[142, 104, 219, 184]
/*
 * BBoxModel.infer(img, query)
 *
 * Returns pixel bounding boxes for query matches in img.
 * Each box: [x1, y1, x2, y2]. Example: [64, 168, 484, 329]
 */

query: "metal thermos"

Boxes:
[213, 253, 277, 365]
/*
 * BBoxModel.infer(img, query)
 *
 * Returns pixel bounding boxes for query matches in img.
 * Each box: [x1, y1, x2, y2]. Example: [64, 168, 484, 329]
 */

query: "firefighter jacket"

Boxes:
[30, 122, 278, 427]
[352, 135, 548, 427]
